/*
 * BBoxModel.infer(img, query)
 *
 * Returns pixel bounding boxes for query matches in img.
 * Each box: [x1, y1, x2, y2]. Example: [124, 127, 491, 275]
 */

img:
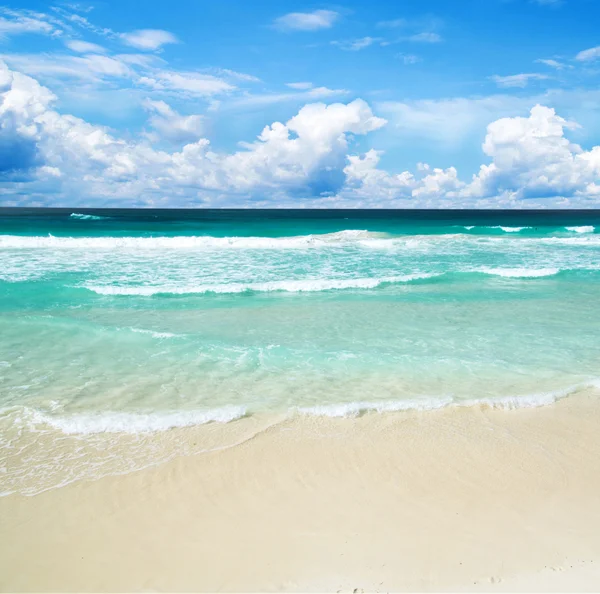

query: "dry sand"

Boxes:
[2, 391, 600, 592]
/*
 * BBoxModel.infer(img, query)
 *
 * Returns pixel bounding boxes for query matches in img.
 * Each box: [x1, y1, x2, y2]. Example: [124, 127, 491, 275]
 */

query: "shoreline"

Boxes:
[2, 392, 600, 592]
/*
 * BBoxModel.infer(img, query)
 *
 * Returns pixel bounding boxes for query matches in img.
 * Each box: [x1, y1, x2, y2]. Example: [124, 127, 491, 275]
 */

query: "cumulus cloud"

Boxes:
[0, 60, 383, 202]
[343, 104, 600, 206]
[274, 10, 339, 32]
[0, 60, 599, 207]
[465, 105, 600, 200]
[120, 29, 178, 51]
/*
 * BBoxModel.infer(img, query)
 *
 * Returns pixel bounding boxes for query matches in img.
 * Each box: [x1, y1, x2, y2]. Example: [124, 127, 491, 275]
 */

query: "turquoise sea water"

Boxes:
[2, 209, 600, 494]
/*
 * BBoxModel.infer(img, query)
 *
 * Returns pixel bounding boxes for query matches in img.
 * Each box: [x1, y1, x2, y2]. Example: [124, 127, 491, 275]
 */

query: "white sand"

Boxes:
[2, 391, 600, 592]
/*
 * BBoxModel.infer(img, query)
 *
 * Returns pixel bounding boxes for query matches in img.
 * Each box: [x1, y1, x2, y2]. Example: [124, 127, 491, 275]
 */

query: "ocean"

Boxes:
[2, 208, 600, 495]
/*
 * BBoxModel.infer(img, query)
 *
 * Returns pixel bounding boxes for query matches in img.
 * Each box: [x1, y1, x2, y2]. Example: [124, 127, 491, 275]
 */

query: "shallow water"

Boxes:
[2, 209, 600, 494]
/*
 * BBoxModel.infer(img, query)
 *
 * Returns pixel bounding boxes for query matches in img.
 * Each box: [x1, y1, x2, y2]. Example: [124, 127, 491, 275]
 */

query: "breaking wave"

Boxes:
[82, 274, 440, 296]
[566, 226, 595, 234]
[475, 267, 560, 278]
[4, 405, 248, 434]
[69, 213, 110, 221]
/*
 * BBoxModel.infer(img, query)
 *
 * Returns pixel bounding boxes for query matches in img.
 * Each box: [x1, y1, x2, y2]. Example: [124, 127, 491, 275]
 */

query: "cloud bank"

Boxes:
[0, 60, 599, 207]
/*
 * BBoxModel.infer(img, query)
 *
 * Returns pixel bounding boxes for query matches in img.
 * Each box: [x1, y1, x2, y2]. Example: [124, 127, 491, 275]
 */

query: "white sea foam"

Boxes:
[0, 230, 393, 250]
[69, 213, 109, 221]
[298, 381, 599, 418]
[23, 406, 248, 434]
[2, 381, 599, 438]
[476, 267, 560, 278]
[492, 226, 529, 232]
[566, 226, 595, 234]
[297, 397, 454, 417]
[83, 274, 440, 296]
[129, 328, 179, 339]
[460, 382, 593, 409]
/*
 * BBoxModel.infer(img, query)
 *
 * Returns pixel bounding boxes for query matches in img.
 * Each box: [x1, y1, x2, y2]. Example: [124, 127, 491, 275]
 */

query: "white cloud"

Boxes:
[0, 14, 56, 38]
[341, 104, 600, 206]
[222, 86, 349, 109]
[0, 61, 383, 202]
[66, 40, 106, 53]
[397, 53, 420, 65]
[490, 73, 549, 88]
[138, 70, 235, 96]
[535, 58, 567, 70]
[216, 69, 260, 83]
[576, 46, 600, 62]
[1, 52, 132, 82]
[377, 19, 407, 28]
[332, 37, 380, 51]
[286, 82, 313, 90]
[464, 105, 600, 200]
[1, 60, 599, 208]
[274, 10, 339, 32]
[143, 99, 204, 144]
[120, 29, 178, 51]
[408, 32, 442, 43]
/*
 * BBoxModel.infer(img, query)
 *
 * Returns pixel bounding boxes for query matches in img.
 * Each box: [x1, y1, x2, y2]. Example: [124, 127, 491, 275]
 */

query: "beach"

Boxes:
[2, 209, 600, 591]
[3, 390, 600, 592]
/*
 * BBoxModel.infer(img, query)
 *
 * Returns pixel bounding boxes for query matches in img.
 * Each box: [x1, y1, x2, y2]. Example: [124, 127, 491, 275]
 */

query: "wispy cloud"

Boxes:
[576, 46, 600, 62]
[1, 52, 132, 82]
[408, 32, 442, 43]
[138, 70, 234, 96]
[143, 99, 205, 144]
[377, 18, 407, 28]
[216, 68, 261, 83]
[65, 39, 106, 53]
[120, 29, 178, 51]
[223, 86, 349, 109]
[331, 37, 380, 51]
[397, 53, 421, 65]
[490, 73, 550, 88]
[0, 11, 57, 38]
[286, 82, 313, 90]
[535, 58, 568, 70]
[273, 9, 339, 32]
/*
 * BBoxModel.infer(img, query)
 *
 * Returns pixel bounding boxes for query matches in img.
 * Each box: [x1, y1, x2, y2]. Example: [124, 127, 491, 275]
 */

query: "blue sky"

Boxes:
[0, 0, 599, 207]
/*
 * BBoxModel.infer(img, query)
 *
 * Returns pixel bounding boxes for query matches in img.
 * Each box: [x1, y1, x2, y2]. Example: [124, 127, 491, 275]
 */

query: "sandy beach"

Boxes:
[2, 390, 600, 592]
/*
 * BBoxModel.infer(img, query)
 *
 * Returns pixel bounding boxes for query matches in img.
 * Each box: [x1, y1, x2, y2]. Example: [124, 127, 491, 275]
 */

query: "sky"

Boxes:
[0, 0, 600, 207]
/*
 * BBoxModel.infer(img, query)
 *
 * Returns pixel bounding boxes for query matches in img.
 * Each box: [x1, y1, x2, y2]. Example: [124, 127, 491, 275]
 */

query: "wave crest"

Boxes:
[475, 267, 560, 278]
[566, 226, 595, 234]
[12, 406, 248, 434]
[83, 274, 440, 296]
[69, 213, 110, 221]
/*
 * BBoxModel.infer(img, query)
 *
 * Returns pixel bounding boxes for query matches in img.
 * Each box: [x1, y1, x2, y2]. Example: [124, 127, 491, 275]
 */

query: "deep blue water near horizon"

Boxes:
[2, 208, 600, 494]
